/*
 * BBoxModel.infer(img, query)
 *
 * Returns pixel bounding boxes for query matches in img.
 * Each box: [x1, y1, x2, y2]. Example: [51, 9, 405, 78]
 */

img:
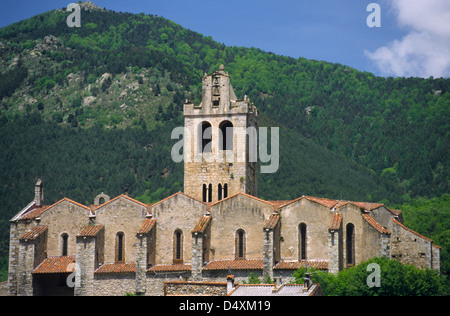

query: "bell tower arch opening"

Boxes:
[183, 65, 259, 202]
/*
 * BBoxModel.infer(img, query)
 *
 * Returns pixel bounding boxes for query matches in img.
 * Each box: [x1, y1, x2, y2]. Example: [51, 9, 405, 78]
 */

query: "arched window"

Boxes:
[223, 183, 228, 199]
[235, 229, 246, 259]
[116, 232, 125, 263]
[203, 184, 213, 202]
[174, 230, 183, 263]
[218, 183, 228, 201]
[299, 223, 307, 260]
[199, 122, 212, 153]
[208, 183, 212, 202]
[203, 184, 207, 202]
[346, 223, 355, 266]
[219, 121, 233, 151]
[61, 233, 69, 256]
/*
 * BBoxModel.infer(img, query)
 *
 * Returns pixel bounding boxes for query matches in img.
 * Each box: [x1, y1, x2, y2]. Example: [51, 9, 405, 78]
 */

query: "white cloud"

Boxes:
[365, 0, 450, 78]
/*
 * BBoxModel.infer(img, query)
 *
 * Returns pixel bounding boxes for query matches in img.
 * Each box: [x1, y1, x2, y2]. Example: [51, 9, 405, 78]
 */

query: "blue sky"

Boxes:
[1, 0, 449, 78]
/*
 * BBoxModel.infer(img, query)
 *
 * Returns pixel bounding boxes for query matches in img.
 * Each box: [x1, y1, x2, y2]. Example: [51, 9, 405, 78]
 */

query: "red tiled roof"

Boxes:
[264, 214, 280, 230]
[268, 200, 292, 211]
[274, 260, 329, 270]
[95, 263, 136, 274]
[138, 218, 156, 235]
[387, 208, 402, 217]
[19, 205, 51, 220]
[78, 225, 104, 237]
[20, 226, 48, 241]
[337, 201, 384, 211]
[203, 259, 263, 271]
[33, 256, 75, 274]
[362, 214, 390, 235]
[193, 215, 211, 234]
[329, 213, 342, 231]
[149, 264, 192, 272]
[304, 196, 340, 209]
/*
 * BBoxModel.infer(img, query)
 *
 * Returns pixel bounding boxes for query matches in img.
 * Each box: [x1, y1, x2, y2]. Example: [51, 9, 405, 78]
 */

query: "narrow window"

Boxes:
[219, 121, 233, 151]
[202, 184, 207, 202]
[116, 232, 125, 263]
[174, 230, 183, 263]
[346, 223, 355, 266]
[223, 183, 228, 199]
[218, 183, 223, 201]
[61, 233, 69, 256]
[199, 122, 212, 153]
[208, 183, 212, 202]
[299, 223, 307, 260]
[236, 229, 246, 259]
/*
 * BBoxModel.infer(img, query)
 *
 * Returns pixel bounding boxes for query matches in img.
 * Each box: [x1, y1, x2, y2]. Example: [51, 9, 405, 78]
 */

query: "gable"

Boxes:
[94, 195, 149, 220]
[209, 193, 274, 220]
[39, 198, 90, 224]
[151, 192, 206, 219]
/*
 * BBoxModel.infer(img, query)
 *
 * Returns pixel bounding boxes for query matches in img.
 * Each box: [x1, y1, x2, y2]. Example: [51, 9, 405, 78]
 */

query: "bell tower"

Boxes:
[183, 65, 258, 203]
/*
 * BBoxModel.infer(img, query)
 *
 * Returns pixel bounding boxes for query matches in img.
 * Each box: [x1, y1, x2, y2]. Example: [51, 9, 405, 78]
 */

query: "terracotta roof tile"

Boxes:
[203, 259, 263, 271]
[274, 260, 329, 270]
[149, 264, 192, 272]
[264, 213, 280, 230]
[362, 214, 390, 235]
[95, 263, 136, 274]
[304, 196, 340, 209]
[268, 200, 293, 211]
[19, 205, 50, 220]
[20, 226, 48, 241]
[33, 256, 75, 274]
[138, 218, 156, 235]
[337, 201, 384, 211]
[78, 225, 104, 237]
[193, 215, 211, 234]
[329, 213, 343, 231]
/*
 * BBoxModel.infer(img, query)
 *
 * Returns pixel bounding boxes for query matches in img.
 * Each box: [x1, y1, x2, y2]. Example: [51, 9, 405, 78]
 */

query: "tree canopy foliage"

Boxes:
[293, 257, 449, 296]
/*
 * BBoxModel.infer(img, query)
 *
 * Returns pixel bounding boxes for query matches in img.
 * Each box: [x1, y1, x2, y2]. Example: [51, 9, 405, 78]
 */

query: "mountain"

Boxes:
[0, 2, 448, 277]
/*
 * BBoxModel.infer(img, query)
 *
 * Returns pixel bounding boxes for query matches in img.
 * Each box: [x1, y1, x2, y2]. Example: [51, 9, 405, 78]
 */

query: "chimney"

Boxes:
[34, 179, 44, 207]
[303, 273, 312, 291]
[226, 275, 235, 294]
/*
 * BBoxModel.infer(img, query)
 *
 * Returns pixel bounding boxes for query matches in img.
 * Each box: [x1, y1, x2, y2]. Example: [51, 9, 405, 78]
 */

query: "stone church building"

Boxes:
[8, 66, 440, 296]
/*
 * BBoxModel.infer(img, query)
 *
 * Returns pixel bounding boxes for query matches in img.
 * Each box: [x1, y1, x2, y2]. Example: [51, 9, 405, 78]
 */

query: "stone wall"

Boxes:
[164, 281, 228, 296]
[95, 196, 148, 264]
[152, 193, 206, 265]
[39, 199, 91, 257]
[93, 274, 135, 296]
[389, 219, 435, 270]
[208, 194, 273, 261]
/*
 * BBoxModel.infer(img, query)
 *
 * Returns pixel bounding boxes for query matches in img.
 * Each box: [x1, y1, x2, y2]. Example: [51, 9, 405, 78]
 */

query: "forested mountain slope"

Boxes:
[0, 2, 448, 279]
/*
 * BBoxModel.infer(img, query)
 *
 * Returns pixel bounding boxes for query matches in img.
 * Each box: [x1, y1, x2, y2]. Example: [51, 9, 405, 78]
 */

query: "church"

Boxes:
[8, 66, 441, 296]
